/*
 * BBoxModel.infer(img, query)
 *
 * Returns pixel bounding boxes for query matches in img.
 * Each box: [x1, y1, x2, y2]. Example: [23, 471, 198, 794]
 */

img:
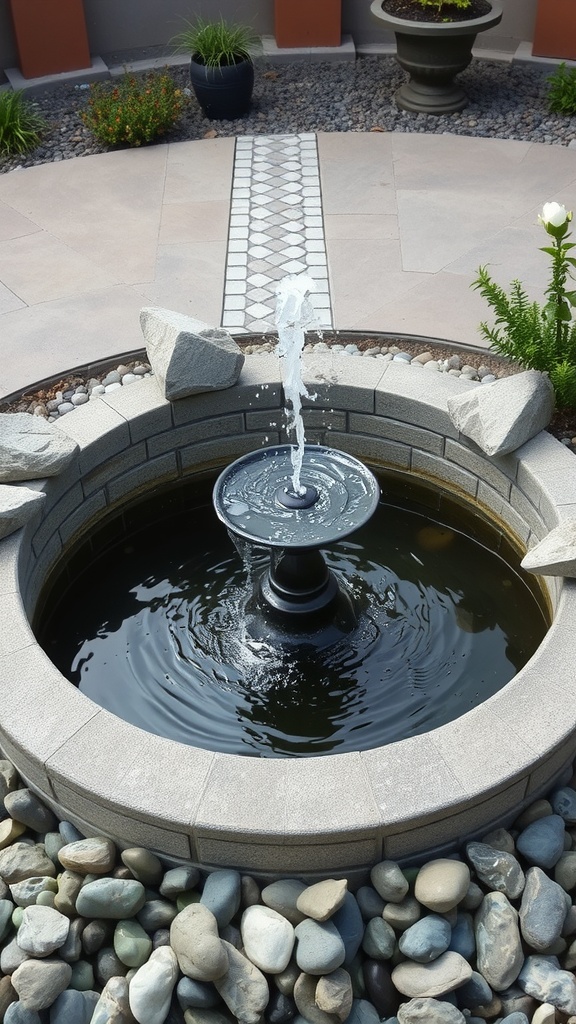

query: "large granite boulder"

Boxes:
[0, 413, 78, 482]
[446, 370, 554, 456]
[0, 484, 45, 540]
[140, 307, 244, 401]
[521, 521, 576, 578]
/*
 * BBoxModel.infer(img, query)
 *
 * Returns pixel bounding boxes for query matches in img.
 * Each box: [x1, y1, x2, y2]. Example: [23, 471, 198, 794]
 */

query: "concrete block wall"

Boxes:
[0, 354, 575, 879]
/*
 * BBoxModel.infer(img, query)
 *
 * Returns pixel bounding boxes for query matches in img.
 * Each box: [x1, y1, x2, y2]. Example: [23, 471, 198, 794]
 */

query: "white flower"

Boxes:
[539, 201, 572, 229]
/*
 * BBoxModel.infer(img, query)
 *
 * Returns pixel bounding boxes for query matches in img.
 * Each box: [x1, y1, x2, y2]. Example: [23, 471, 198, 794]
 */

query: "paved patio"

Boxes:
[1, 130, 576, 398]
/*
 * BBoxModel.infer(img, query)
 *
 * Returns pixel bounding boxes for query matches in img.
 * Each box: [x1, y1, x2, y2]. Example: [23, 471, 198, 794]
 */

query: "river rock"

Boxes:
[391, 952, 471, 998]
[294, 972, 338, 1024]
[274, 961, 300, 996]
[0, 413, 78, 482]
[316, 968, 353, 1022]
[4, 1006, 43, 1024]
[382, 896, 421, 931]
[76, 878, 146, 919]
[200, 869, 241, 928]
[446, 370, 554, 456]
[342, 998, 380, 1024]
[531, 1004, 557, 1024]
[58, 837, 117, 876]
[177, 976, 221, 1011]
[332, 892, 364, 964]
[213, 939, 269, 1024]
[11, 957, 72, 1010]
[1, 936, 30, 973]
[95, 946, 128, 986]
[516, 814, 566, 868]
[295, 918, 346, 975]
[160, 865, 200, 899]
[9, 875, 58, 908]
[475, 892, 524, 991]
[455, 970, 493, 1010]
[241, 905, 295, 974]
[521, 522, 576, 578]
[399, 915, 451, 963]
[296, 879, 347, 922]
[370, 862, 409, 904]
[137, 898, 178, 932]
[140, 307, 244, 401]
[465, 842, 525, 899]
[120, 847, 163, 887]
[129, 945, 179, 1024]
[262, 879, 307, 926]
[0, 898, 14, 940]
[170, 903, 227, 981]
[16, 905, 69, 956]
[551, 786, 576, 822]
[0, 818, 26, 851]
[519, 866, 568, 951]
[90, 975, 132, 1024]
[0, 843, 56, 884]
[54, 869, 83, 916]
[3, 790, 56, 833]
[518, 955, 576, 1015]
[397, 997, 466, 1024]
[267, 988, 296, 1024]
[356, 886, 385, 921]
[113, 918, 152, 968]
[362, 917, 396, 960]
[59, 915, 84, 963]
[448, 913, 475, 960]
[49, 988, 99, 1024]
[362, 960, 399, 1018]
[414, 860, 470, 913]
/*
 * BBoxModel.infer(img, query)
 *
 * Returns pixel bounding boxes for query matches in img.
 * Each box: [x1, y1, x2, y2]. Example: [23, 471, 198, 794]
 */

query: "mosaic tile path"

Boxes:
[221, 133, 333, 335]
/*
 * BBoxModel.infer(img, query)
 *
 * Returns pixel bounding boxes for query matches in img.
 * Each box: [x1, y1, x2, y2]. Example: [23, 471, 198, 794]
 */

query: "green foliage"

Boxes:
[81, 71, 186, 148]
[172, 17, 257, 67]
[0, 89, 45, 155]
[472, 217, 576, 409]
[547, 62, 576, 115]
[414, 0, 472, 11]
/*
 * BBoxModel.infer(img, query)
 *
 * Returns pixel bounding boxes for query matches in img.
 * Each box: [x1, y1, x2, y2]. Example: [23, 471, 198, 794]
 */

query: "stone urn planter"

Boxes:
[8, 0, 90, 79]
[274, 0, 342, 47]
[532, 0, 576, 60]
[370, 0, 503, 114]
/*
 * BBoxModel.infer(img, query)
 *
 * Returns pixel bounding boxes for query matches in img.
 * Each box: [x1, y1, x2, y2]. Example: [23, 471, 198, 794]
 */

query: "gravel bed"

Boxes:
[0, 55, 573, 174]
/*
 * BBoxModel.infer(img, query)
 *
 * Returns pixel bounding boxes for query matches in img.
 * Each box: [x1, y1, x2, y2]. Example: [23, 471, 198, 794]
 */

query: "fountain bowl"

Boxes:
[3, 346, 576, 881]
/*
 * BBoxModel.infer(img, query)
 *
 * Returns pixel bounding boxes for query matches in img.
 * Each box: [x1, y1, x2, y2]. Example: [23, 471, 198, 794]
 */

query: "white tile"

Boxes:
[248, 245, 272, 258]
[304, 239, 326, 253]
[231, 189, 251, 201]
[223, 295, 246, 311]
[246, 302, 275, 318]
[284, 233, 305, 245]
[302, 187, 321, 198]
[233, 168, 252, 178]
[305, 228, 324, 239]
[228, 239, 249, 252]
[252, 183, 273, 194]
[252, 195, 275, 207]
[224, 280, 247, 295]
[227, 252, 248, 266]
[283, 246, 305, 258]
[222, 311, 244, 327]
[226, 266, 246, 281]
[304, 216, 323, 228]
[311, 293, 331, 309]
[247, 273, 272, 287]
[248, 232, 270, 245]
[306, 252, 327, 266]
[230, 215, 249, 227]
[229, 227, 249, 239]
[283, 260, 307, 274]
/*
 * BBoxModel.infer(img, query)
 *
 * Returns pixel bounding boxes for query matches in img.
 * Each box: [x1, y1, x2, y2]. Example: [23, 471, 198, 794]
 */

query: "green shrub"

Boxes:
[547, 62, 576, 115]
[472, 203, 576, 409]
[82, 71, 186, 147]
[0, 89, 45, 155]
[414, 0, 471, 11]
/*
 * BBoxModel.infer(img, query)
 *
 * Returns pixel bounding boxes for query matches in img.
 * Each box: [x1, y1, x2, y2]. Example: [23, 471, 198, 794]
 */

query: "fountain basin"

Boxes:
[3, 350, 576, 879]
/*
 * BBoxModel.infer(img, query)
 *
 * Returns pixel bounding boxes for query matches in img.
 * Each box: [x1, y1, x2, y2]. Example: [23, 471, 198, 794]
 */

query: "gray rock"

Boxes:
[48, 988, 99, 1024]
[241, 905, 295, 974]
[370, 862, 409, 905]
[296, 879, 347, 922]
[0, 413, 78, 481]
[446, 370, 554, 456]
[499, 984, 538, 1019]
[519, 866, 568, 951]
[382, 896, 422, 932]
[58, 837, 117, 875]
[341, 998, 380, 1024]
[555, 852, 576, 893]
[455, 970, 493, 1010]
[3, 790, 57, 833]
[53, 869, 83, 916]
[170, 903, 227, 982]
[140, 307, 244, 401]
[295, 918, 346, 975]
[1, 936, 30, 973]
[316, 969, 353, 1022]
[10, 876, 58, 908]
[11, 958, 72, 1011]
[331, 892, 365, 965]
[267, 988, 296, 1024]
[75, 877, 146, 919]
[356, 886, 385, 921]
[399, 915, 451, 964]
[0, 898, 14, 940]
[518, 954, 576, 1015]
[160, 865, 200, 899]
[465, 842, 525, 899]
[362, 917, 396, 960]
[213, 940, 269, 1024]
[200, 869, 241, 928]
[129, 945, 179, 1024]
[414, 860, 470, 913]
[448, 913, 475, 960]
[59, 915, 84, 962]
[137, 898, 178, 931]
[81, 919, 110, 955]
[121, 847, 163, 887]
[17, 905, 70, 956]
[58, 821, 84, 844]
[176, 976, 221, 1011]
[521, 522, 576, 578]
[183, 1011, 231, 1024]
[5, 1006, 42, 1024]
[551, 786, 576, 822]
[0, 484, 45, 540]
[95, 946, 128, 986]
[475, 892, 523, 991]
[262, 879, 307, 926]
[480, 828, 516, 854]
[362, 959, 399, 1018]
[113, 917, 152, 968]
[90, 975, 132, 1024]
[397, 998, 466, 1024]
[391, 952, 471, 998]
[0, 844, 56, 884]
[293, 972, 338, 1024]
[516, 815, 566, 869]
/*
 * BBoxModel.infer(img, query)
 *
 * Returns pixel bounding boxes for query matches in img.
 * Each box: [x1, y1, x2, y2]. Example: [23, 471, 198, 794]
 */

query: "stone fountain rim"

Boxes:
[2, 349, 576, 875]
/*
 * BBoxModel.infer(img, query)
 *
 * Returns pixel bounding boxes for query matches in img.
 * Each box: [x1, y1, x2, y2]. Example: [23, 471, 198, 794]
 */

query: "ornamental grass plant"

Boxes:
[473, 203, 576, 409]
[81, 71, 186, 148]
[547, 62, 576, 116]
[0, 90, 46, 155]
[172, 17, 257, 67]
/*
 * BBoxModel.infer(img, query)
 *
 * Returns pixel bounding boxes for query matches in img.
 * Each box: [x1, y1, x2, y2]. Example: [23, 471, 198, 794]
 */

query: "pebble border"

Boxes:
[2, 354, 576, 879]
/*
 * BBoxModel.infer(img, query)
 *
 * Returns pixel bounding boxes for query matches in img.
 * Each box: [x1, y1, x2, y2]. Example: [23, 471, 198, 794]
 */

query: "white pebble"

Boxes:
[91, 385, 106, 396]
[480, 374, 497, 384]
[104, 382, 122, 393]
[71, 393, 89, 407]
[121, 374, 138, 386]
[57, 403, 75, 415]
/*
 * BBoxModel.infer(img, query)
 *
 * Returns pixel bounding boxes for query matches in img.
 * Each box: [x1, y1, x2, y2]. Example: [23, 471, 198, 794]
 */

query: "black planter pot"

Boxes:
[370, 0, 503, 114]
[190, 55, 254, 120]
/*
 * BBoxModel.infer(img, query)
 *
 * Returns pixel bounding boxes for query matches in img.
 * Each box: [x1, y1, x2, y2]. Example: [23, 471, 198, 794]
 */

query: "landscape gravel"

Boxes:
[0, 55, 573, 175]
[1, 759, 576, 1022]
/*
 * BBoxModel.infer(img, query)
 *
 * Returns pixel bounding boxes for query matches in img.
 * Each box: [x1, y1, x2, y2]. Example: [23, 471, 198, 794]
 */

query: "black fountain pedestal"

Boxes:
[213, 445, 380, 649]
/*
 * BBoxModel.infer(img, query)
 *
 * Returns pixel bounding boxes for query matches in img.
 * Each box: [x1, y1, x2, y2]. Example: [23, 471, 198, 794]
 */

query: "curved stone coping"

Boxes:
[3, 353, 576, 878]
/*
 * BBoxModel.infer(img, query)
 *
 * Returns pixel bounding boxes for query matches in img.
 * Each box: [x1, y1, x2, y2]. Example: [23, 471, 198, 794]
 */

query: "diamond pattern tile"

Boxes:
[223, 134, 333, 331]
